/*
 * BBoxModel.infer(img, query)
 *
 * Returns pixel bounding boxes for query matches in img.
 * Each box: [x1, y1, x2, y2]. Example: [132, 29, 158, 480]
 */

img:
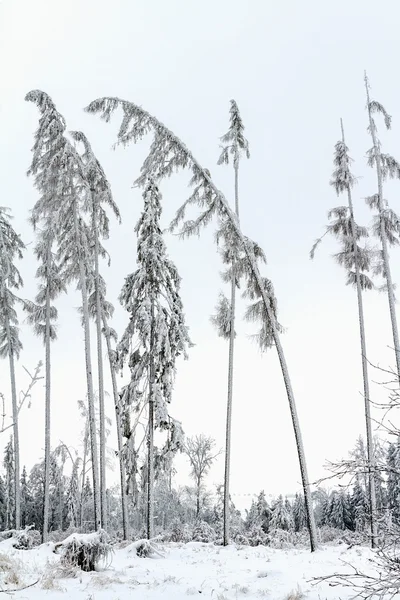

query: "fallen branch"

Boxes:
[0, 578, 39, 594]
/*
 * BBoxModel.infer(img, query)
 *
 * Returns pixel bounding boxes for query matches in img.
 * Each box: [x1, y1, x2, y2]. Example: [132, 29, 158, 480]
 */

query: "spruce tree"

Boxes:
[293, 493, 307, 531]
[311, 122, 377, 546]
[25, 90, 102, 531]
[25, 90, 67, 542]
[0, 208, 24, 530]
[352, 476, 369, 532]
[70, 130, 121, 533]
[86, 95, 318, 552]
[270, 495, 293, 531]
[364, 73, 400, 379]
[210, 100, 249, 546]
[117, 180, 191, 538]
[3, 437, 14, 529]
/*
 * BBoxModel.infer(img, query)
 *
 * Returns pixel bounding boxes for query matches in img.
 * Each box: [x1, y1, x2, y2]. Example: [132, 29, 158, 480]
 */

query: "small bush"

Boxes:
[13, 527, 41, 550]
[191, 521, 216, 543]
[55, 530, 112, 572]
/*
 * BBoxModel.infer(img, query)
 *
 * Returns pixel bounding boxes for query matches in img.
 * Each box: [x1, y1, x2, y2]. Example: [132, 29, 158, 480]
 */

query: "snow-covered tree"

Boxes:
[213, 100, 249, 545]
[386, 438, 400, 523]
[270, 495, 294, 531]
[311, 122, 377, 546]
[66, 458, 80, 529]
[183, 435, 220, 520]
[0, 208, 25, 530]
[3, 437, 14, 529]
[25, 90, 103, 531]
[25, 90, 69, 542]
[86, 94, 318, 552]
[352, 476, 369, 532]
[293, 493, 307, 531]
[70, 130, 121, 533]
[328, 490, 353, 530]
[364, 73, 400, 380]
[117, 180, 191, 538]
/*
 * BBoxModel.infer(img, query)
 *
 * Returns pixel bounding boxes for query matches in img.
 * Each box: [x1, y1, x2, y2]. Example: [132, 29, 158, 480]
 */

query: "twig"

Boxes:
[0, 578, 39, 594]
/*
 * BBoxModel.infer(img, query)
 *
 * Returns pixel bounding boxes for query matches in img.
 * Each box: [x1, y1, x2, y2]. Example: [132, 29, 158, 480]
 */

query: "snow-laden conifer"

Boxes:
[364, 74, 400, 379]
[0, 207, 25, 530]
[85, 95, 318, 552]
[26, 89, 101, 531]
[70, 130, 121, 533]
[311, 120, 377, 547]
[117, 180, 191, 538]
[210, 99, 250, 545]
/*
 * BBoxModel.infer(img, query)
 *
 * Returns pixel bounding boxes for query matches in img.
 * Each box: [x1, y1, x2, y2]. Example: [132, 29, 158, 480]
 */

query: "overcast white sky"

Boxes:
[1, 0, 400, 511]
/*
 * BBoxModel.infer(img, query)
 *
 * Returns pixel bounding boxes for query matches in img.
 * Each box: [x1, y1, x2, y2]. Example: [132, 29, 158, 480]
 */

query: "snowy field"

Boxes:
[0, 538, 375, 599]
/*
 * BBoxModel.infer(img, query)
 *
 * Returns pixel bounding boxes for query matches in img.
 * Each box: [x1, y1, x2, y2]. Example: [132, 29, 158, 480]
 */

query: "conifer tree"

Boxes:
[311, 121, 377, 546]
[352, 476, 369, 532]
[293, 493, 307, 531]
[23, 228, 64, 541]
[210, 100, 249, 546]
[270, 495, 293, 531]
[70, 130, 121, 532]
[364, 73, 400, 379]
[0, 208, 24, 530]
[256, 490, 272, 533]
[117, 180, 191, 538]
[25, 90, 68, 541]
[26, 89, 101, 530]
[86, 95, 318, 551]
[3, 437, 14, 529]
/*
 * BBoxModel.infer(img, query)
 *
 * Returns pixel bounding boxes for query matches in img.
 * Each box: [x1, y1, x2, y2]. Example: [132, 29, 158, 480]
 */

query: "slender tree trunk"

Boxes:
[43, 284, 51, 542]
[196, 477, 201, 519]
[58, 470, 63, 531]
[223, 161, 240, 547]
[341, 120, 377, 548]
[103, 317, 129, 540]
[365, 76, 400, 380]
[5, 315, 20, 530]
[79, 422, 89, 528]
[74, 208, 101, 531]
[93, 209, 107, 531]
[196, 166, 318, 552]
[147, 301, 155, 540]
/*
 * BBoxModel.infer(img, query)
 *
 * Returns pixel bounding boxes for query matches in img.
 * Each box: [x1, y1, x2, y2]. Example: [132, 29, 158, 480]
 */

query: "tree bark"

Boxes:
[341, 119, 377, 548]
[42, 284, 51, 542]
[74, 206, 101, 531]
[365, 76, 400, 380]
[223, 162, 240, 547]
[93, 209, 107, 531]
[103, 316, 129, 540]
[147, 301, 155, 540]
[79, 421, 89, 528]
[5, 315, 20, 530]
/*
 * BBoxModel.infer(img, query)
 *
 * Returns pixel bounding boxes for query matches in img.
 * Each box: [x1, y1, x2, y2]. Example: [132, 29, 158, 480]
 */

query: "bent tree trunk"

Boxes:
[86, 98, 318, 551]
[341, 120, 377, 548]
[365, 78, 400, 380]
[6, 315, 20, 530]
[199, 168, 318, 552]
[103, 316, 129, 540]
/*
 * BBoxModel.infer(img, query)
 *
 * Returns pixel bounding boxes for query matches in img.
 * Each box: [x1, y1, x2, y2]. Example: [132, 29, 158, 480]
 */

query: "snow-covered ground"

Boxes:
[0, 537, 375, 599]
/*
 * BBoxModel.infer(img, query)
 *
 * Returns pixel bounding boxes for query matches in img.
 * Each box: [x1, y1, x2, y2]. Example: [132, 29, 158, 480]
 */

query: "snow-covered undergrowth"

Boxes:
[0, 536, 375, 599]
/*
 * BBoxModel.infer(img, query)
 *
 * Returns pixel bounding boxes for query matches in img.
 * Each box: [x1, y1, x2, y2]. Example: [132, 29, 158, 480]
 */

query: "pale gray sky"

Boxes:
[1, 0, 400, 511]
